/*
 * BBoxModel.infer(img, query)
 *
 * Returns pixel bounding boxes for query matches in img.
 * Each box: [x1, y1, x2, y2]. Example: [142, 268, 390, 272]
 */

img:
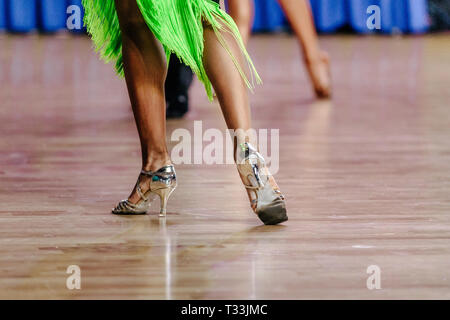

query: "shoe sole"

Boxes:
[111, 210, 148, 215]
[257, 201, 288, 225]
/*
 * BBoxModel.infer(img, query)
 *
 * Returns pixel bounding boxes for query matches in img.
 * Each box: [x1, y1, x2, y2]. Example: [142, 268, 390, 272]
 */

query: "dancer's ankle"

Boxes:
[233, 134, 257, 164]
[143, 151, 172, 172]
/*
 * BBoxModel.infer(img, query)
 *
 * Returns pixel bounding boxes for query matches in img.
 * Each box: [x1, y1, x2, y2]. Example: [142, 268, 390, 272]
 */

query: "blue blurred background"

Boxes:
[0, 0, 439, 34]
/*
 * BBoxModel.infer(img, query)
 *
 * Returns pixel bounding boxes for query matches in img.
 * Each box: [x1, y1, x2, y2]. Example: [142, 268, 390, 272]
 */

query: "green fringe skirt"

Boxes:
[82, 0, 261, 100]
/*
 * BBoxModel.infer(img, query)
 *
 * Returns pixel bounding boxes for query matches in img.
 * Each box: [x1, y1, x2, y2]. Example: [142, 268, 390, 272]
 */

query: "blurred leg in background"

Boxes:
[164, 1, 224, 119]
[164, 0, 332, 120]
[227, 0, 332, 98]
[165, 57, 193, 119]
[277, 0, 331, 98]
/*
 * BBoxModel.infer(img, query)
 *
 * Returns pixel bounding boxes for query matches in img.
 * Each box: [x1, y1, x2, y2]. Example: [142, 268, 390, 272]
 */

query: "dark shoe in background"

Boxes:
[165, 56, 194, 119]
[428, 0, 450, 31]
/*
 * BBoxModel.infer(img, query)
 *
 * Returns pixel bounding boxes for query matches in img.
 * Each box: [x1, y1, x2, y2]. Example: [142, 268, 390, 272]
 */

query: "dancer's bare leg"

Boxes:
[228, 0, 331, 98]
[203, 23, 254, 147]
[227, 0, 253, 45]
[202, 22, 285, 210]
[114, 0, 171, 204]
[277, 0, 331, 98]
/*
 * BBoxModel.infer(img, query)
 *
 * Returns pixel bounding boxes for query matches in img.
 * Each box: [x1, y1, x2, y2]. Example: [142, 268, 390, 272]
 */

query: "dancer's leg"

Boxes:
[165, 57, 194, 118]
[227, 0, 253, 45]
[228, 0, 331, 98]
[202, 23, 253, 147]
[114, 0, 171, 203]
[202, 22, 287, 225]
[277, 0, 331, 97]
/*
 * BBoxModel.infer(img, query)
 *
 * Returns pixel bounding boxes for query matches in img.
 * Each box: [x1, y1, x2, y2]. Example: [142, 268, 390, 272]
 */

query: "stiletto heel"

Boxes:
[112, 165, 177, 215]
[237, 143, 288, 225]
[154, 187, 174, 217]
[150, 165, 177, 217]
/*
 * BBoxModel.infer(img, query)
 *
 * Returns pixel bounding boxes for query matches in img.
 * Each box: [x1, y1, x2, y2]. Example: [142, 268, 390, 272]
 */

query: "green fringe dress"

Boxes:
[82, 0, 261, 100]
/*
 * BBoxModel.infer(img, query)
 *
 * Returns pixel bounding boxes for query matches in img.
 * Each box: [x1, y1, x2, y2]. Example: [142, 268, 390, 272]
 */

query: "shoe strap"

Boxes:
[244, 172, 285, 202]
[140, 165, 175, 177]
[118, 200, 137, 211]
[137, 165, 175, 201]
[136, 184, 149, 202]
[141, 169, 154, 176]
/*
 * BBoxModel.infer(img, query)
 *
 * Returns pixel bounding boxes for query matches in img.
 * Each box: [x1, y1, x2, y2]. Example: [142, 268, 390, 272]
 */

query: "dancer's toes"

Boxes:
[112, 172, 153, 215]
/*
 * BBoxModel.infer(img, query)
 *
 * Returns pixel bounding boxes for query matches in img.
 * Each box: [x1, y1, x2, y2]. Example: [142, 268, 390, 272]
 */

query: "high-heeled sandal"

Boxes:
[112, 165, 177, 217]
[237, 143, 288, 225]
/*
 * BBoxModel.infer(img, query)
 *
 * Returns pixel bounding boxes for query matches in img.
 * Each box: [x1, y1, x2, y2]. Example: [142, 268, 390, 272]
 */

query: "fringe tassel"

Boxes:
[81, 0, 123, 74]
[82, 0, 261, 101]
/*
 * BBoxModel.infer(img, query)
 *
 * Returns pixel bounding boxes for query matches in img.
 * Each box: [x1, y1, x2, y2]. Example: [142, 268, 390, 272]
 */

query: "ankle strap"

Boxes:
[141, 169, 153, 176]
[140, 165, 174, 177]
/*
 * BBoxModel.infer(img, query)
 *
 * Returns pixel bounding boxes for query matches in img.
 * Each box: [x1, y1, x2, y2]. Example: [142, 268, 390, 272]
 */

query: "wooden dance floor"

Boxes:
[0, 33, 449, 299]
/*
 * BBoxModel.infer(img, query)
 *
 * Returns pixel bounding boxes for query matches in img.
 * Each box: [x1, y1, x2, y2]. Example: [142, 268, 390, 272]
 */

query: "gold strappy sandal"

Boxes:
[112, 165, 177, 217]
[237, 143, 288, 225]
